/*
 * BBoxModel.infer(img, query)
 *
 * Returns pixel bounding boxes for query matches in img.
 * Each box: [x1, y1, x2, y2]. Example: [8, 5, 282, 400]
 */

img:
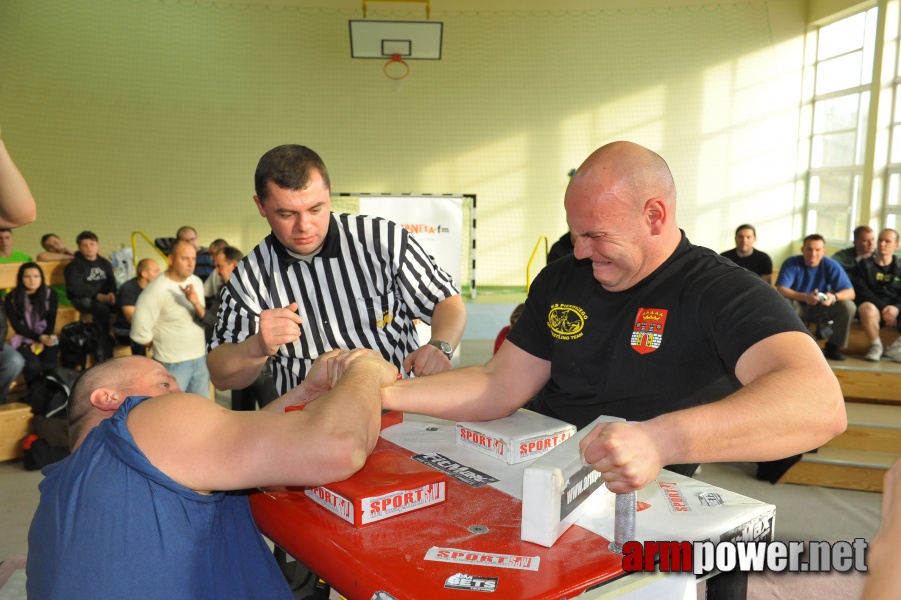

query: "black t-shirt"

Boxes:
[720, 248, 773, 278]
[507, 234, 806, 430]
[113, 278, 143, 332]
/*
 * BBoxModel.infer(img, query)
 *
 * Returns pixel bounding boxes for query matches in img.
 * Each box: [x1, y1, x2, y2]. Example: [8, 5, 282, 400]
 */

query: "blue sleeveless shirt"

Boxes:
[27, 395, 292, 599]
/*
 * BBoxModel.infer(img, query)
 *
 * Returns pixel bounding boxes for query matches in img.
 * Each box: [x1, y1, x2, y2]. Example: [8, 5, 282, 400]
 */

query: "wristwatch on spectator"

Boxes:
[428, 340, 454, 361]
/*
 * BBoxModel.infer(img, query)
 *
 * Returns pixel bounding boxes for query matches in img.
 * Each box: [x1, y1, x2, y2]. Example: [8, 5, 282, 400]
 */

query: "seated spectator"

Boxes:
[547, 231, 574, 263]
[34, 234, 74, 307]
[36, 233, 75, 261]
[832, 225, 875, 272]
[0, 228, 32, 263]
[5, 262, 58, 385]
[64, 231, 116, 331]
[176, 225, 215, 281]
[26, 350, 396, 599]
[0, 299, 25, 404]
[494, 303, 525, 354]
[203, 238, 228, 302]
[775, 233, 856, 361]
[112, 258, 161, 357]
[853, 228, 901, 362]
[720, 224, 773, 284]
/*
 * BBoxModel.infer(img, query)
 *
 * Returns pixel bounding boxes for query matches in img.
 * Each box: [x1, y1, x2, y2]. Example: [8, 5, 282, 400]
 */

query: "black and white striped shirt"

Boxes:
[209, 213, 459, 394]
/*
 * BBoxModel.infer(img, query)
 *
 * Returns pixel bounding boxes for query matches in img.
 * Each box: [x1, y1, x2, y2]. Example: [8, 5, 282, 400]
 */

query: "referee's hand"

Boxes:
[402, 344, 452, 377]
[258, 302, 303, 355]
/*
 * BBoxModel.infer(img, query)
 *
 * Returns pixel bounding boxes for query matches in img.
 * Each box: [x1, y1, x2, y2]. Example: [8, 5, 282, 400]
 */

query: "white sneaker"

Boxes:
[866, 342, 884, 362]
[884, 338, 901, 362]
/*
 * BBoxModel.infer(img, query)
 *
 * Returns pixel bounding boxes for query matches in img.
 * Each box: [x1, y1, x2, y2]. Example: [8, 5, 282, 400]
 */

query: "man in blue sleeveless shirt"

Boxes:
[27, 350, 396, 599]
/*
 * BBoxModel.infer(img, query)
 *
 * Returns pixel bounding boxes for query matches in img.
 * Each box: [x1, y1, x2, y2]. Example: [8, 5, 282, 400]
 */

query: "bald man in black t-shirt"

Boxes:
[383, 141, 847, 494]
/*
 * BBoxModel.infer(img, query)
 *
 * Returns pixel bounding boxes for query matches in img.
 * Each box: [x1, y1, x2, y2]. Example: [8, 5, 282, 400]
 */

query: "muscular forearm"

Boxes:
[304, 367, 384, 451]
[384, 344, 547, 421]
[645, 334, 846, 466]
[0, 139, 37, 228]
[207, 338, 270, 390]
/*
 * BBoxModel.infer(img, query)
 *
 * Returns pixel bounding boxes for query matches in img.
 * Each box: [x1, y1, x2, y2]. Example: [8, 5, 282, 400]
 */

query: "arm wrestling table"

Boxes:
[250, 416, 774, 600]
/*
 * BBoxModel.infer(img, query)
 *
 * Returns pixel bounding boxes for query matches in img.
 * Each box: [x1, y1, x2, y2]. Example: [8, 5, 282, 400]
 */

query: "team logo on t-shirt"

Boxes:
[631, 308, 668, 354]
[547, 303, 587, 340]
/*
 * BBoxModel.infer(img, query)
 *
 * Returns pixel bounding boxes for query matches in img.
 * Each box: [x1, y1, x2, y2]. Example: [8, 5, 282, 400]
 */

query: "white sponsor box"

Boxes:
[576, 476, 777, 547]
[456, 409, 576, 465]
[521, 414, 624, 547]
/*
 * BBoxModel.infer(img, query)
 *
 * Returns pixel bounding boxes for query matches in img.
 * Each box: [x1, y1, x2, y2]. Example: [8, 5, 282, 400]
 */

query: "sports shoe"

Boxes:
[885, 338, 901, 362]
[866, 341, 884, 362]
[824, 342, 846, 361]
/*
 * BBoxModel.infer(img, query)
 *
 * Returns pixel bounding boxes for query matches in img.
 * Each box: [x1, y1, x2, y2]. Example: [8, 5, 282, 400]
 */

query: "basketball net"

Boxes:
[384, 53, 410, 81]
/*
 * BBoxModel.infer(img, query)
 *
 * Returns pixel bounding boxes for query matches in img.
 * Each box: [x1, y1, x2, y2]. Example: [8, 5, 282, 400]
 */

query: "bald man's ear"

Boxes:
[90, 388, 125, 414]
[645, 198, 667, 235]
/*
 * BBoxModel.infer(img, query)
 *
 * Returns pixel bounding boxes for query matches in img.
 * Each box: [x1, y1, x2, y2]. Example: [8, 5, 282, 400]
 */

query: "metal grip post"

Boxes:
[609, 491, 636, 554]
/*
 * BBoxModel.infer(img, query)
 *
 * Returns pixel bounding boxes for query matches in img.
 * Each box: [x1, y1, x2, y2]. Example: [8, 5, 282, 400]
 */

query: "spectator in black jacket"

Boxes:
[853, 228, 901, 362]
[64, 231, 116, 331]
[6, 262, 58, 384]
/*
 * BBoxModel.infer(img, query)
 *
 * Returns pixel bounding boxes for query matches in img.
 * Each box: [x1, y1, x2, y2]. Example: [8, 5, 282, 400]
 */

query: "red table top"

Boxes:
[250, 437, 628, 600]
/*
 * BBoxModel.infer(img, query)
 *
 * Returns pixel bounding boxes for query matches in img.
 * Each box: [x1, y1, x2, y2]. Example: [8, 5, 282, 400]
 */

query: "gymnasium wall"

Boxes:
[0, 0, 809, 287]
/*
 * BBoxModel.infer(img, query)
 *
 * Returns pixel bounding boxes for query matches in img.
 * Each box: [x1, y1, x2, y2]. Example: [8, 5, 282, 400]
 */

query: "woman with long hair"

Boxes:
[6, 262, 58, 384]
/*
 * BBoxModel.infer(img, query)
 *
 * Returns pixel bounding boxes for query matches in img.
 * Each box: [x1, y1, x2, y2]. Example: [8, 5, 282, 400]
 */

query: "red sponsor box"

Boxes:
[305, 449, 447, 527]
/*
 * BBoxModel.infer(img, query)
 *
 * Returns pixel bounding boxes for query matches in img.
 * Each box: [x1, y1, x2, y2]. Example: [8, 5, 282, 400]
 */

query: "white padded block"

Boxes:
[456, 409, 576, 464]
[521, 414, 624, 547]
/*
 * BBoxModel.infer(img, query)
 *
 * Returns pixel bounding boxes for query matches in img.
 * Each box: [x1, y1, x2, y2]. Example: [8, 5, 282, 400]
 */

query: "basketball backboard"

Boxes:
[349, 20, 443, 60]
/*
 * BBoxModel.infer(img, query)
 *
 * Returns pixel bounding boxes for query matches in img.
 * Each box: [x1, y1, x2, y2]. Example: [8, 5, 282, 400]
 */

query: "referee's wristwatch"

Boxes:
[428, 340, 454, 361]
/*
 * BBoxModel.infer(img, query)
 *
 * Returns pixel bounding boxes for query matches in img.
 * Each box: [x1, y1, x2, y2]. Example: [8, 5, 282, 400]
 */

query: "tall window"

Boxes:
[887, 6, 901, 231]
[806, 8, 878, 243]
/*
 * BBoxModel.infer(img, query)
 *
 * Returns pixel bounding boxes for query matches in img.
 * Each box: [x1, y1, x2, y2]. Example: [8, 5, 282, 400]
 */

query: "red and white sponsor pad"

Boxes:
[425, 547, 541, 571]
[456, 409, 576, 465]
[305, 449, 447, 527]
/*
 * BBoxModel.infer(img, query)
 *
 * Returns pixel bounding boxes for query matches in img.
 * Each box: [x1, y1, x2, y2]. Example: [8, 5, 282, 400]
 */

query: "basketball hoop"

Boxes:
[383, 53, 410, 80]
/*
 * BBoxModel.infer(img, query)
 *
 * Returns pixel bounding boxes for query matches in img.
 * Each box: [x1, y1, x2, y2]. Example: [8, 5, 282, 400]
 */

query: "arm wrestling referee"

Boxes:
[207, 144, 465, 394]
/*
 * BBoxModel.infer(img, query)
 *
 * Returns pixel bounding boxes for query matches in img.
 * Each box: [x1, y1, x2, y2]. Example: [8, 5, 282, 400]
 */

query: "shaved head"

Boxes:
[68, 357, 145, 449]
[563, 141, 681, 291]
[566, 141, 676, 213]
[67, 356, 179, 450]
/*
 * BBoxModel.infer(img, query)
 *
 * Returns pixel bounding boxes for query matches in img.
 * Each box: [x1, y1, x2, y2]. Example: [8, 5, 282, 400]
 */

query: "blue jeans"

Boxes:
[0, 343, 25, 404]
[157, 356, 209, 399]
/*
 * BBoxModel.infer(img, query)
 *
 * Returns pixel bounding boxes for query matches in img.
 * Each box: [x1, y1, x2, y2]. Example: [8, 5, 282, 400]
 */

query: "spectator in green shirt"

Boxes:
[0, 228, 32, 263]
